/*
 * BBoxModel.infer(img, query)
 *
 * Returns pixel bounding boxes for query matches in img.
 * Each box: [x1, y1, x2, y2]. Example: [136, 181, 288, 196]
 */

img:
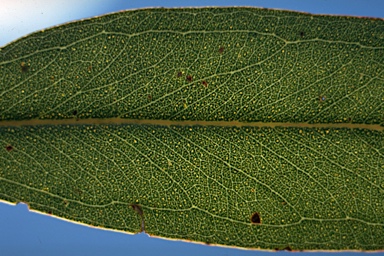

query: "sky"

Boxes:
[0, 0, 383, 256]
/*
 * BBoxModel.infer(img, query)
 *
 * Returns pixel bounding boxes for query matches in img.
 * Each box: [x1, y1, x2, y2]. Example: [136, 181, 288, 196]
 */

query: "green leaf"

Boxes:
[0, 7, 383, 251]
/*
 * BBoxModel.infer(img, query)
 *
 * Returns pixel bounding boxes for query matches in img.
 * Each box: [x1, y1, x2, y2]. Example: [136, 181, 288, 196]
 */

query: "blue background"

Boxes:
[0, 1, 383, 255]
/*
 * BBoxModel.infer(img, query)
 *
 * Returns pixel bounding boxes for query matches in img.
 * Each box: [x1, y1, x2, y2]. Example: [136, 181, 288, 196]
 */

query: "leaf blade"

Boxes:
[0, 7, 383, 251]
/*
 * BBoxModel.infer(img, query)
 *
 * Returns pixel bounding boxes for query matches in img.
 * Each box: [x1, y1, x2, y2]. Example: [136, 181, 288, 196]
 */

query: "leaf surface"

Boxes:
[0, 7, 383, 251]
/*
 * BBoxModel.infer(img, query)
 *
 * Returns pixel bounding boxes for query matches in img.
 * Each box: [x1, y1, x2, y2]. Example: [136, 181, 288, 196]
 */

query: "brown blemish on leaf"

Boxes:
[300, 31, 305, 37]
[275, 246, 292, 251]
[202, 81, 208, 87]
[186, 75, 193, 82]
[130, 204, 143, 216]
[5, 145, 13, 151]
[177, 71, 183, 77]
[88, 65, 92, 72]
[219, 46, 224, 54]
[250, 212, 261, 224]
[72, 110, 78, 116]
[20, 62, 29, 73]
[130, 204, 145, 232]
[147, 94, 152, 101]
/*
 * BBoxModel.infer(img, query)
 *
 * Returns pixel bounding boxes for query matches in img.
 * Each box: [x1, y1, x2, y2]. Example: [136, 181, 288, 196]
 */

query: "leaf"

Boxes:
[0, 7, 383, 251]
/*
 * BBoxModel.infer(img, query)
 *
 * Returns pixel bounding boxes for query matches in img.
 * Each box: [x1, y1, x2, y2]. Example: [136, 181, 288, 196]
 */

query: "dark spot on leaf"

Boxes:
[219, 46, 224, 54]
[21, 62, 29, 73]
[275, 246, 292, 251]
[130, 204, 143, 216]
[88, 65, 92, 72]
[6, 145, 13, 151]
[177, 71, 183, 77]
[284, 246, 292, 251]
[250, 212, 261, 224]
[147, 94, 152, 100]
[72, 110, 77, 116]
[130, 203, 145, 232]
[202, 81, 208, 87]
[48, 210, 52, 214]
[186, 75, 193, 82]
[300, 31, 305, 37]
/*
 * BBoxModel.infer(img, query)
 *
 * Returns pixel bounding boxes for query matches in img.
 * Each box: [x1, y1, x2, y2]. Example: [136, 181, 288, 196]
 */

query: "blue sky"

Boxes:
[0, 1, 383, 256]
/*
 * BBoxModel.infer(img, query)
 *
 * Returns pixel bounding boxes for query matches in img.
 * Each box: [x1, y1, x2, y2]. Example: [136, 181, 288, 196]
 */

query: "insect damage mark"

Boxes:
[250, 212, 261, 224]
[202, 80, 208, 88]
[130, 204, 145, 232]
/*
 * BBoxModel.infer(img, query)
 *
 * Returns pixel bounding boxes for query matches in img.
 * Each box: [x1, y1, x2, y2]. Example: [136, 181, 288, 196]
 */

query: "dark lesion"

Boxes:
[275, 246, 292, 251]
[130, 204, 145, 232]
[250, 212, 261, 224]
[20, 62, 29, 73]
[5, 145, 13, 152]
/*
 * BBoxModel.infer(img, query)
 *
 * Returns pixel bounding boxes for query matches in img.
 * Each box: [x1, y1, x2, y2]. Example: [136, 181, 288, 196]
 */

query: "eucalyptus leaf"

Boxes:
[0, 7, 383, 251]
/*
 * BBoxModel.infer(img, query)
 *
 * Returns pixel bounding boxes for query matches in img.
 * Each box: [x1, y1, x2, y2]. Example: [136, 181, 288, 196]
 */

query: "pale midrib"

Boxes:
[0, 118, 382, 131]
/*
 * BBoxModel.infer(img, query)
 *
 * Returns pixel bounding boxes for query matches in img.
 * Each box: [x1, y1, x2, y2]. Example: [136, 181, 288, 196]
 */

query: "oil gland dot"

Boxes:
[250, 212, 261, 224]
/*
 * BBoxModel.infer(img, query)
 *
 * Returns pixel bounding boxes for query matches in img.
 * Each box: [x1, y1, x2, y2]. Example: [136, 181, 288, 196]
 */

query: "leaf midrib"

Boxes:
[0, 118, 382, 131]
